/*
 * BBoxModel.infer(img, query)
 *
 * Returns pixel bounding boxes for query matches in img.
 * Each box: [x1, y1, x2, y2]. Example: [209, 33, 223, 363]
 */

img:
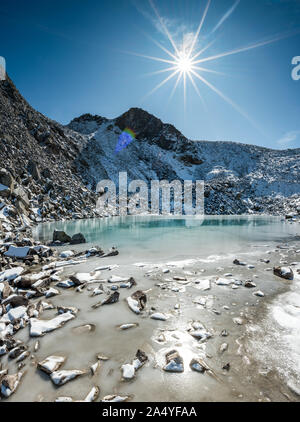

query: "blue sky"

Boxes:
[1, 0, 300, 149]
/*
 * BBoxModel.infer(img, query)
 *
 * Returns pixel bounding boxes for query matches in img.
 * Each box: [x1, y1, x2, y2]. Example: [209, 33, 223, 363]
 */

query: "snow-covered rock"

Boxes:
[30, 312, 75, 336]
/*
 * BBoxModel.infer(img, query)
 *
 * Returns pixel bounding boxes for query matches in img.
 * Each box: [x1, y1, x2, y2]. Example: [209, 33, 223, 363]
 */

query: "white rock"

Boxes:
[215, 277, 233, 286]
[220, 343, 228, 353]
[233, 317, 243, 325]
[190, 330, 212, 341]
[30, 312, 75, 337]
[193, 297, 207, 306]
[287, 380, 300, 397]
[50, 369, 86, 386]
[150, 312, 168, 321]
[102, 394, 129, 402]
[6, 306, 27, 324]
[118, 323, 138, 330]
[45, 287, 60, 298]
[108, 275, 129, 283]
[253, 290, 265, 297]
[55, 396, 73, 402]
[91, 286, 104, 296]
[126, 296, 141, 314]
[90, 361, 100, 376]
[56, 280, 75, 288]
[0, 267, 24, 282]
[193, 279, 211, 291]
[16, 351, 30, 363]
[60, 250, 74, 258]
[121, 363, 135, 380]
[84, 386, 100, 402]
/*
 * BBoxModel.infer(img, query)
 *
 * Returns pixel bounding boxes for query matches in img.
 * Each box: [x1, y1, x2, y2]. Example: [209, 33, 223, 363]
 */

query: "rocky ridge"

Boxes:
[68, 109, 300, 216]
[0, 75, 102, 242]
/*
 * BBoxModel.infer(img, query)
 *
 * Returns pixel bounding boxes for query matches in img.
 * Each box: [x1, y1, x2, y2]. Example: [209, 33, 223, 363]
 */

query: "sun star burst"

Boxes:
[126, 0, 298, 133]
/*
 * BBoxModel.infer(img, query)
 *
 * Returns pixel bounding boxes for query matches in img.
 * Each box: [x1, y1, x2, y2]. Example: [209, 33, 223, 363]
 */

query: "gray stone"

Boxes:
[53, 230, 71, 243]
[27, 160, 40, 181]
[0, 168, 14, 190]
[70, 233, 86, 245]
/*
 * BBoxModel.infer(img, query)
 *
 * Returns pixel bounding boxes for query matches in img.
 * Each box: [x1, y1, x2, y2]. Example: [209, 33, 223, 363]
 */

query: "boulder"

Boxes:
[273, 266, 294, 280]
[3, 295, 29, 308]
[13, 185, 30, 209]
[53, 230, 71, 243]
[127, 290, 147, 314]
[27, 160, 40, 181]
[0, 168, 14, 190]
[0, 184, 10, 197]
[70, 233, 86, 245]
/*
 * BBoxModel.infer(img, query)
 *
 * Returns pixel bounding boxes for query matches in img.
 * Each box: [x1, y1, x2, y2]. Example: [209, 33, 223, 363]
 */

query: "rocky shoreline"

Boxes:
[0, 214, 299, 401]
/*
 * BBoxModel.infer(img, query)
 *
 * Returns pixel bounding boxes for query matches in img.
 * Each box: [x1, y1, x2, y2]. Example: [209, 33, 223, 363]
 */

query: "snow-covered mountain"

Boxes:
[0, 74, 299, 223]
[67, 109, 300, 215]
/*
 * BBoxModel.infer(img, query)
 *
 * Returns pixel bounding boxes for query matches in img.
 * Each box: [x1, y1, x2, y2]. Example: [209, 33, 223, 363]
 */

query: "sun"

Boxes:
[128, 0, 294, 129]
[176, 53, 193, 74]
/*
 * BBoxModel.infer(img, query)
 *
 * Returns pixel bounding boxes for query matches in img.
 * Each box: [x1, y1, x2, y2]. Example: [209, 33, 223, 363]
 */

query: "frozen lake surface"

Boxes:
[34, 215, 298, 263]
[8, 216, 295, 402]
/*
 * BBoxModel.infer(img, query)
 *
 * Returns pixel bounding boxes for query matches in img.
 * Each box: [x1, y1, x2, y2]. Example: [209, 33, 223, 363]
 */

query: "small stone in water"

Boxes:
[244, 281, 256, 288]
[233, 317, 243, 325]
[253, 290, 265, 297]
[220, 343, 228, 353]
[190, 358, 209, 373]
[163, 350, 184, 373]
[150, 312, 168, 321]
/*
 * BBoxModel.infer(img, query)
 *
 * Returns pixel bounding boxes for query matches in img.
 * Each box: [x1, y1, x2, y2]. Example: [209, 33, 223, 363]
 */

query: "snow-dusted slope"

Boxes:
[67, 109, 300, 215]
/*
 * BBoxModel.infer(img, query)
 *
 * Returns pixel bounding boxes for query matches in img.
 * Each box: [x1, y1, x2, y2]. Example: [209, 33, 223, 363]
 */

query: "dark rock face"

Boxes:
[0, 75, 97, 225]
[68, 113, 108, 134]
[115, 108, 164, 140]
[27, 160, 40, 181]
[0, 168, 14, 189]
[70, 233, 86, 245]
[115, 108, 189, 153]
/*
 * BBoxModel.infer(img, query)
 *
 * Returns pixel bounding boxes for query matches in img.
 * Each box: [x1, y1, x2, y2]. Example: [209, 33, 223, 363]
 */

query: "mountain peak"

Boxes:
[115, 107, 185, 143]
[115, 107, 163, 139]
[68, 113, 107, 134]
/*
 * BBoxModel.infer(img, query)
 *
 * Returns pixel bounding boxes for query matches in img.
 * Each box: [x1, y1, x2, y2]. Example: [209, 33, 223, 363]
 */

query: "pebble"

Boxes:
[150, 312, 168, 321]
[253, 290, 265, 297]
[220, 343, 228, 353]
[163, 350, 184, 373]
